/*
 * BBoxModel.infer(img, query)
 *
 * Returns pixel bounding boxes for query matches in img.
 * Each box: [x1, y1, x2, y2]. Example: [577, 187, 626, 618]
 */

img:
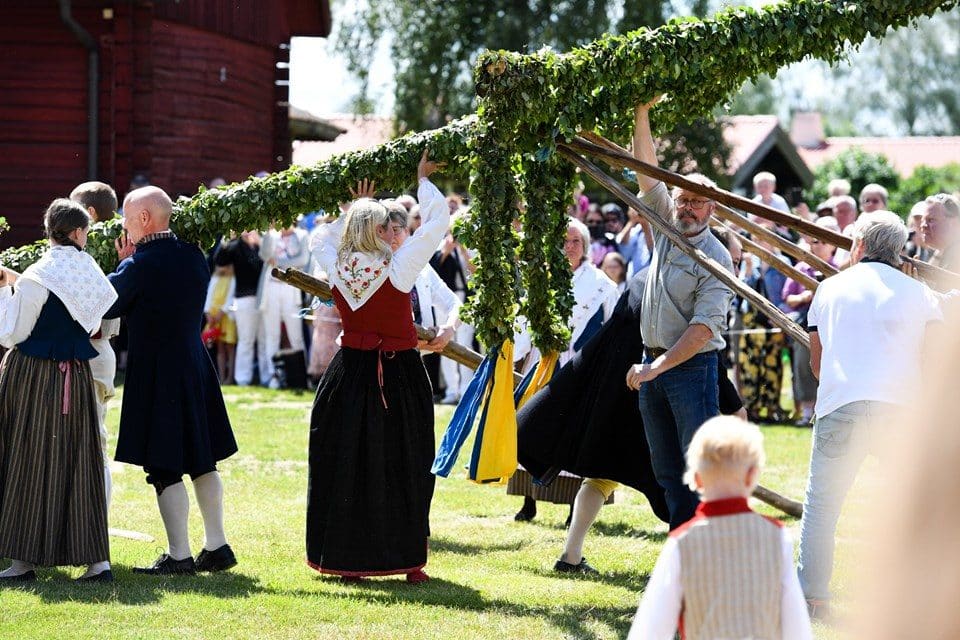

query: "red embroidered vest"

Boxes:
[333, 280, 418, 351]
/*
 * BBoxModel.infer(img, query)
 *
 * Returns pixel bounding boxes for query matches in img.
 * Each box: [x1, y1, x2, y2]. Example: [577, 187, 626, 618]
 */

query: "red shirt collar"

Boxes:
[695, 496, 752, 518]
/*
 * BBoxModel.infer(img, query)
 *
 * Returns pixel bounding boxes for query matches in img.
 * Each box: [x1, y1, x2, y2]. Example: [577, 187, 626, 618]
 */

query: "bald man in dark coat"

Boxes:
[105, 186, 237, 575]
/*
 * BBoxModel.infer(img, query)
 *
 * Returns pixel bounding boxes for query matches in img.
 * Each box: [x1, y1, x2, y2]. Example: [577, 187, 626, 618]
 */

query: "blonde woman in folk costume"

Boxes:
[307, 151, 447, 583]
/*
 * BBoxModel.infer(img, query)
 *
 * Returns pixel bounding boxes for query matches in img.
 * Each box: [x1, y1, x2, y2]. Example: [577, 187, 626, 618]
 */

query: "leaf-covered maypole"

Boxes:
[471, 0, 959, 352]
[2, 0, 957, 352]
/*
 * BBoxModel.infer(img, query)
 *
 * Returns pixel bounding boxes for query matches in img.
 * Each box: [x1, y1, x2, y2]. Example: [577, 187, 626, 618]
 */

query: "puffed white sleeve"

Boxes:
[309, 216, 347, 281]
[780, 529, 813, 640]
[0, 279, 50, 348]
[602, 281, 619, 321]
[390, 178, 450, 292]
[627, 538, 683, 640]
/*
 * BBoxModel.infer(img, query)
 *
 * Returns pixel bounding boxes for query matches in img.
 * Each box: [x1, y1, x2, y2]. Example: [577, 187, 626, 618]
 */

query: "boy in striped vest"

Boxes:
[628, 417, 812, 640]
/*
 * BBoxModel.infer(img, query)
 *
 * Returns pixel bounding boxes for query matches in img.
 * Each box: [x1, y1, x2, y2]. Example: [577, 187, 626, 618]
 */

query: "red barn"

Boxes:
[0, 0, 331, 247]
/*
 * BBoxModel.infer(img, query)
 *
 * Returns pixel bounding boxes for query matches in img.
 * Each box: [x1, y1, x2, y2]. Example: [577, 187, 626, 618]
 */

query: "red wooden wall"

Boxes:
[0, 5, 104, 245]
[0, 1, 328, 249]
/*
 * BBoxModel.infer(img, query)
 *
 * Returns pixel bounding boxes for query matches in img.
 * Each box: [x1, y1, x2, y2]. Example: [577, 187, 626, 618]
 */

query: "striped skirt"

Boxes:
[0, 349, 109, 566]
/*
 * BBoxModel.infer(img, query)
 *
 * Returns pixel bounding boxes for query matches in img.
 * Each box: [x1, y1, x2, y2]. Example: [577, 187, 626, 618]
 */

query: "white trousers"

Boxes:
[258, 278, 305, 383]
[88, 338, 116, 466]
[234, 296, 260, 386]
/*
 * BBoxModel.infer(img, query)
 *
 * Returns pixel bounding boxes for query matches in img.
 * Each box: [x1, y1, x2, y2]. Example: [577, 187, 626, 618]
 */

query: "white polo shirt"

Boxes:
[808, 261, 942, 417]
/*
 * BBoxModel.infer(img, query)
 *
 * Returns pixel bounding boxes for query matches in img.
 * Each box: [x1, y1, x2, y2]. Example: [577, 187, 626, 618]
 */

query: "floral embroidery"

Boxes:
[339, 254, 390, 302]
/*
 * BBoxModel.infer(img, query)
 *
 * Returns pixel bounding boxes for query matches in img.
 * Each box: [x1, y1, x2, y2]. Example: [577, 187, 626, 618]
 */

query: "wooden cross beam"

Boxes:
[569, 133, 960, 291]
[557, 142, 810, 346]
[273, 267, 804, 518]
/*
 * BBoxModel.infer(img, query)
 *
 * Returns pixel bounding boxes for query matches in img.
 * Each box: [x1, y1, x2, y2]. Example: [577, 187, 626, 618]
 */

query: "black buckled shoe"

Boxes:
[77, 569, 114, 583]
[554, 557, 599, 575]
[133, 554, 196, 576]
[195, 544, 237, 573]
[0, 570, 36, 583]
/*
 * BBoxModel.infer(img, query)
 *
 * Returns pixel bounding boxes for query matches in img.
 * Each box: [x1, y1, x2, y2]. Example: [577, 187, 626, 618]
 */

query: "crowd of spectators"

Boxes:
[189, 168, 960, 420]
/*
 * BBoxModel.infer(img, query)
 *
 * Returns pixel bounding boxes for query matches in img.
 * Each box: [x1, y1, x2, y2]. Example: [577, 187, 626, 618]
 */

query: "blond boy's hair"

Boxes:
[683, 417, 765, 492]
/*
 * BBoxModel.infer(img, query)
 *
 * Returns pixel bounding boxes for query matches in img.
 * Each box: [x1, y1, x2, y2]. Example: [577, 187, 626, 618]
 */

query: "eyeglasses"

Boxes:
[586, 219, 604, 225]
[860, 198, 883, 204]
[674, 197, 712, 210]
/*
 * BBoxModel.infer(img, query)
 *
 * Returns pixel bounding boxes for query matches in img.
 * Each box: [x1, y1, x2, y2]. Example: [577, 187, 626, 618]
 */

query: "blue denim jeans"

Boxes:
[797, 400, 895, 601]
[639, 350, 719, 529]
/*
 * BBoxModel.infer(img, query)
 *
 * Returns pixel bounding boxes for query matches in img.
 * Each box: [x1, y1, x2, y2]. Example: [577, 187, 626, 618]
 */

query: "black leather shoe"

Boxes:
[514, 497, 537, 522]
[554, 557, 599, 575]
[0, 570, 36, 583]
[195, 544, 237, 572]
[77, 569, 114, 583]
[133, 554, 196, 575]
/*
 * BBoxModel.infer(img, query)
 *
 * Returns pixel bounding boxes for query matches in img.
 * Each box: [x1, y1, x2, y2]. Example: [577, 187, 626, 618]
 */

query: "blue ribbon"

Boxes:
[431, 349, 497, 477]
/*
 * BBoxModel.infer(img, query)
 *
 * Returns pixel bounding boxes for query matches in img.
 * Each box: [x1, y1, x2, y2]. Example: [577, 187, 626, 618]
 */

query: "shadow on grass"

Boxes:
[17, 568, 263, 605]
[323, 577, 637, 640]
[589, 521, 668, 542]
[525, 563, 652, 593]
[430, 536, 524, 555]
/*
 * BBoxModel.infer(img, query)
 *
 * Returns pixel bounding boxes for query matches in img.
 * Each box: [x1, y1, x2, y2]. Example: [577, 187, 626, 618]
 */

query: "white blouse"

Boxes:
[311, 177, 449, 311]
[0, 279, 50, 348]
[563, 260, 619, 363]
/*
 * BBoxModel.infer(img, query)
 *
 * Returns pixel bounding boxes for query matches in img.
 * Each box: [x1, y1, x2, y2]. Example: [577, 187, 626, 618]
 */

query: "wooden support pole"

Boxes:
[573, 133, 849, 247]
[753, 485, 803, 519]
[714, 204, 839, 277]
[557, 144, 810, 347]
[271, 267, 522, 384]
[274, 267, 802, 517]
[711, 219, 820, 292]
[577, 130, 838, 278]
[570, 133, 960, 291]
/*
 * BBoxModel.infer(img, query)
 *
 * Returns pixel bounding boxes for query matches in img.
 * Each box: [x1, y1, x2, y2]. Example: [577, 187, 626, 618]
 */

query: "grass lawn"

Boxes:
[1, 385, 863, 639]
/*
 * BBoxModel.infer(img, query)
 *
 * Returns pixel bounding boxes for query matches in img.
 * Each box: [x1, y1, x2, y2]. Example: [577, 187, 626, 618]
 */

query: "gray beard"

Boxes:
[674, 216, 707, 235]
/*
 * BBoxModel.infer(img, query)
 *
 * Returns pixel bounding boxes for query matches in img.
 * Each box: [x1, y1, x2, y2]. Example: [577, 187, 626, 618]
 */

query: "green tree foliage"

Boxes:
[337, 0, 730, 183]
[807, 147, 900, 207]
[724, 10, 960, 136]
[864, 11, 960, 135]
[890, 163, 960, 215]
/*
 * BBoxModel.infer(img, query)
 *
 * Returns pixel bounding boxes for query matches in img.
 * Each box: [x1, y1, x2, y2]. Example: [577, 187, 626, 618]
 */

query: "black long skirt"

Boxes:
[306, 347, 435, 576]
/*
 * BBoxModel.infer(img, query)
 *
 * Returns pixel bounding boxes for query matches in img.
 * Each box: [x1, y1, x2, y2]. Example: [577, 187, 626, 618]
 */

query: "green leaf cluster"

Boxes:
[466, 0, 956, 348]
[518, 155, 575, 354]
[889, 163, 960, 216]
[0, 217, 123, 274]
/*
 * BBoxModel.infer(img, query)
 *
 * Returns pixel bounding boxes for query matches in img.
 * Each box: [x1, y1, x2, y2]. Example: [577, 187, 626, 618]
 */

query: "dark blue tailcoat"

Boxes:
[105, 237, 237, 475]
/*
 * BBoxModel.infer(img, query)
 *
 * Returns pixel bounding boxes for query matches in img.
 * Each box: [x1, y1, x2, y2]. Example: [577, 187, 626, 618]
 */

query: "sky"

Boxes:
[289, 1, 395, 117]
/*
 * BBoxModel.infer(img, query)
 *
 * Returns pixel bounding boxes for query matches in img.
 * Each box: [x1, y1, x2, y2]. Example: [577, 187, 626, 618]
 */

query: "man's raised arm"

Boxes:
[632, 97, 662, 194]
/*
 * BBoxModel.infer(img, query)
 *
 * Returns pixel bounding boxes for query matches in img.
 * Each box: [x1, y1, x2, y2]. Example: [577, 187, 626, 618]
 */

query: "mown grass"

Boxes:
[1, 386, 862, 639]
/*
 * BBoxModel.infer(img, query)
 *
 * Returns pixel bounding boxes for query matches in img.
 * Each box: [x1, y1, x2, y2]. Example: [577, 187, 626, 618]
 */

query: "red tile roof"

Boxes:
[796, 136, 960, 175]
[722, 115, 780, 174]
